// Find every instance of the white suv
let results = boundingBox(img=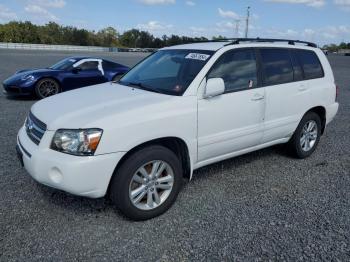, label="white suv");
[17,39,339,220]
